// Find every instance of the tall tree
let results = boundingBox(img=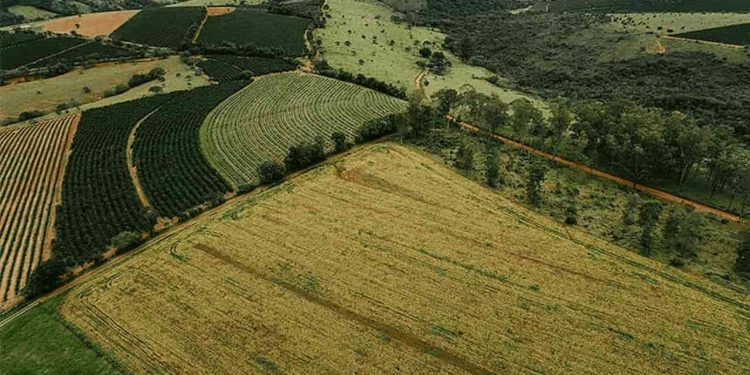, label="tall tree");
[638,201,663,256]
[526,160,547,206]
[510,99,545,146]
[736,231,750,274]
